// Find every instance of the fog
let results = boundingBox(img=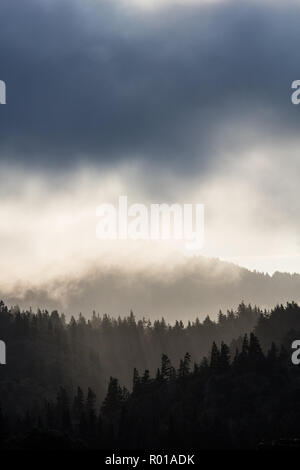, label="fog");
[0,142,300,318]
[1,0,300,318]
